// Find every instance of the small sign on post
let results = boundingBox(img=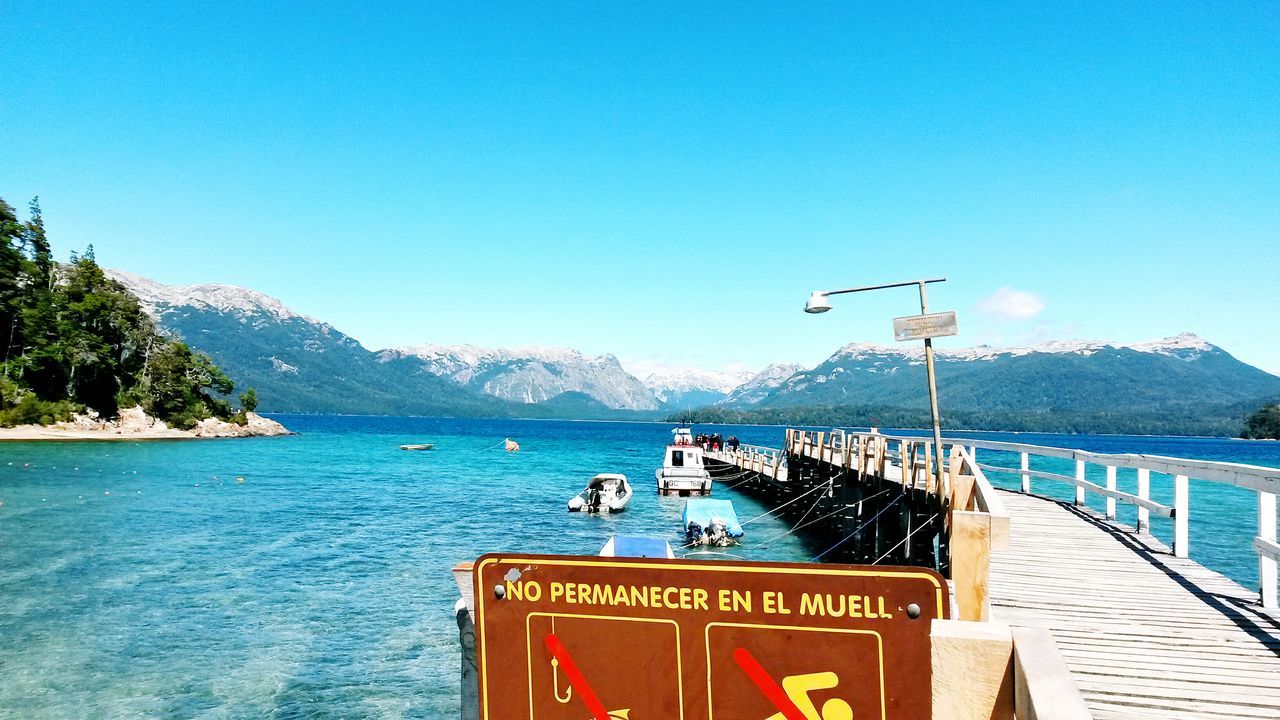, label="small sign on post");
[473,554,948,719]
[892,311,958,342]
